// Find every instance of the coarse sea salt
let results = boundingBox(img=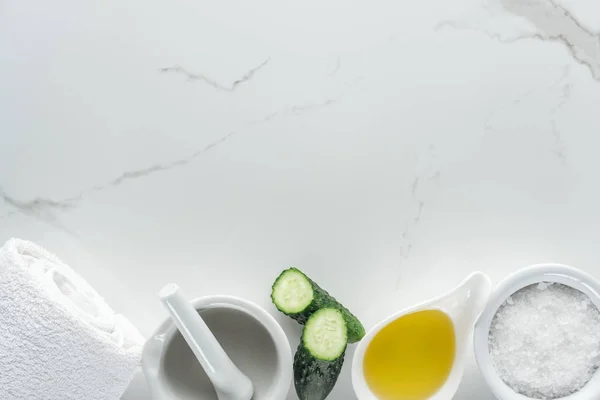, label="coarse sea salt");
[489,282,600,399]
